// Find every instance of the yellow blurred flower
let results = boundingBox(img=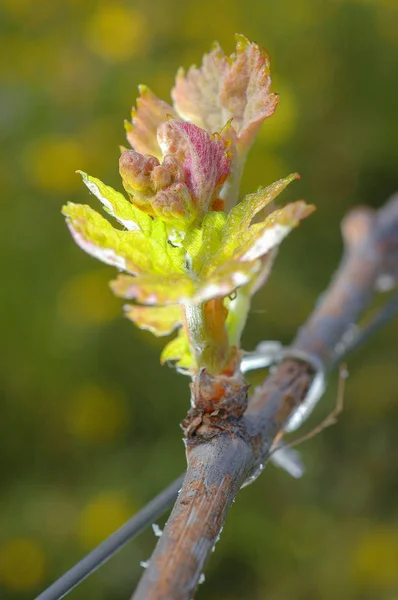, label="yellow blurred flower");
[358,0,398,7]
[376,5,398,46]
[0,538,46,591]
[183,0,239,43]
[66,383,129,444]
[1,0,30,18]
[58,269,120,325]
[85,4,150,62]
[78,492,135,548]
[351,527,398,589]
[24,136,87,194]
